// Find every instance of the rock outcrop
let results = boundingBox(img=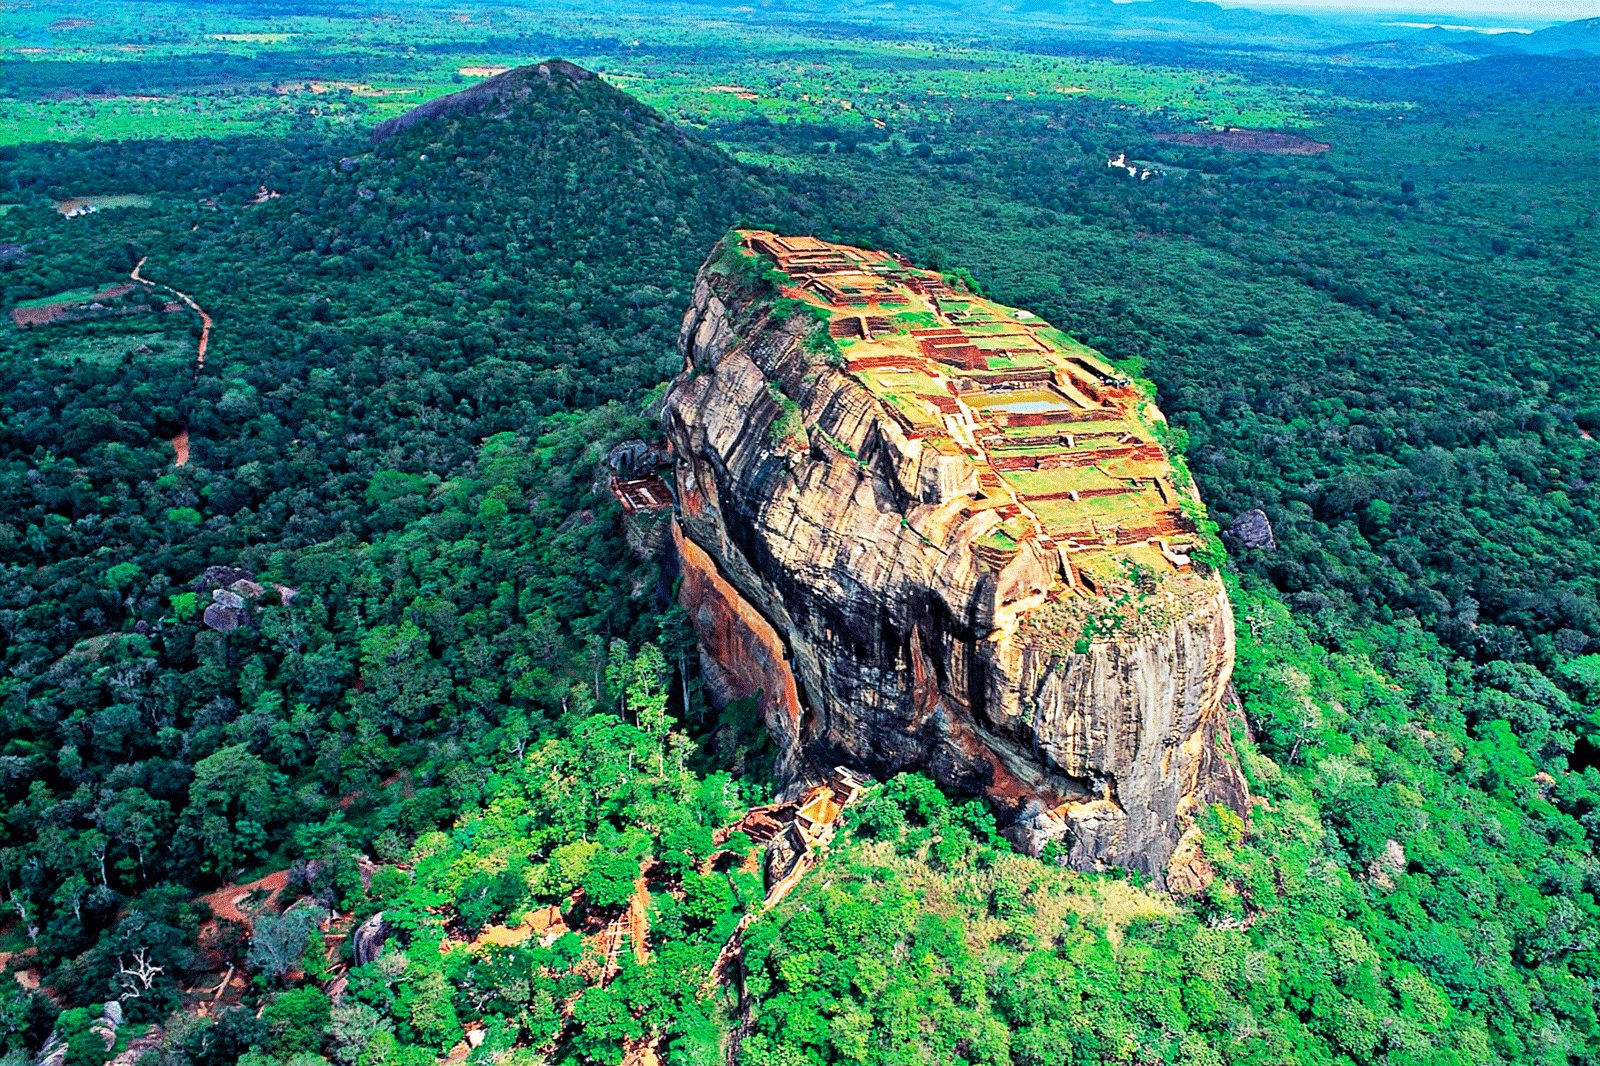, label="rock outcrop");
[663,232,1248,882]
